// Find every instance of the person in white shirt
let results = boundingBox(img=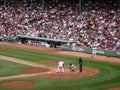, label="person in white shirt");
[56,60,65,73]
[92,46,97,58]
